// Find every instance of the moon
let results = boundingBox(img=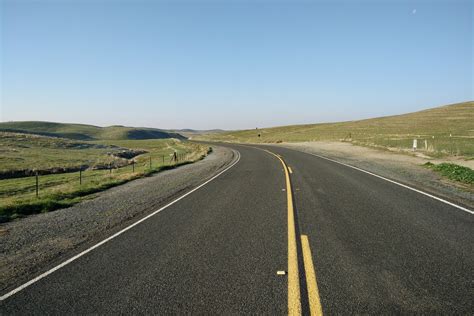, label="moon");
[412,9,417,14]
